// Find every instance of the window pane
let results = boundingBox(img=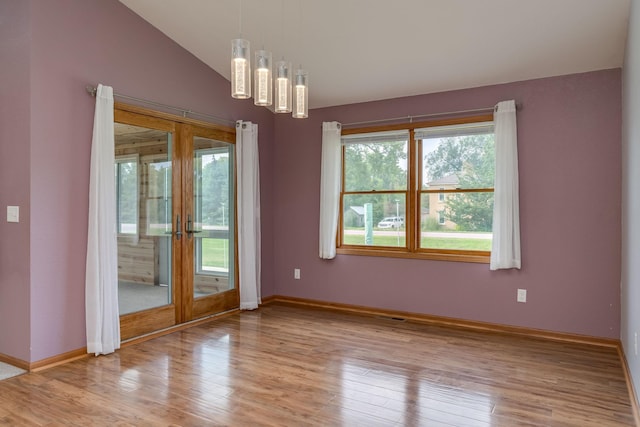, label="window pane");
[114,123,172,316]
[344,140,407,191]
[343,193,406,247]
[195,146,233,276]
[193,139,235,299]
[116,160,138,234]
[422,132,494,190]
[146,160,172,236]
[420,192,493,251]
